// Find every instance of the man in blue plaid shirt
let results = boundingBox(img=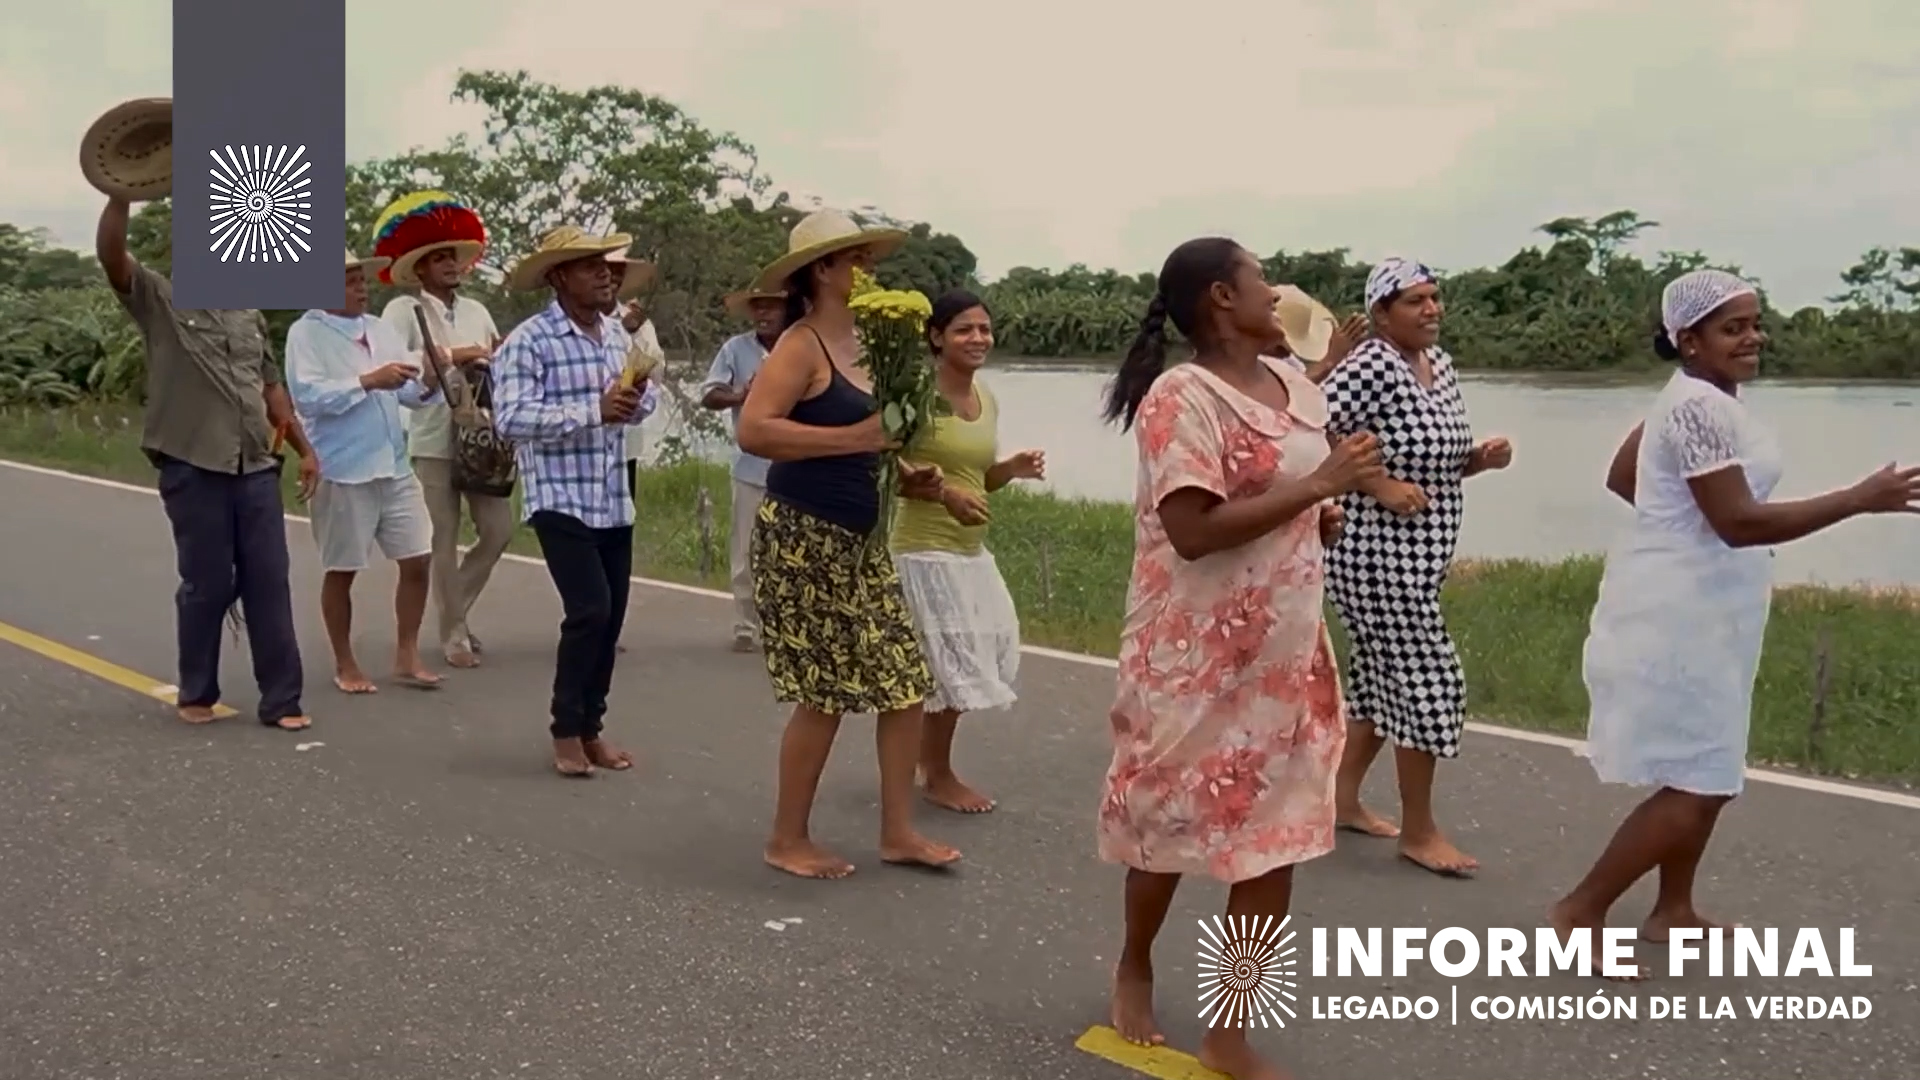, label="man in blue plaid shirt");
[493,227,660,778]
